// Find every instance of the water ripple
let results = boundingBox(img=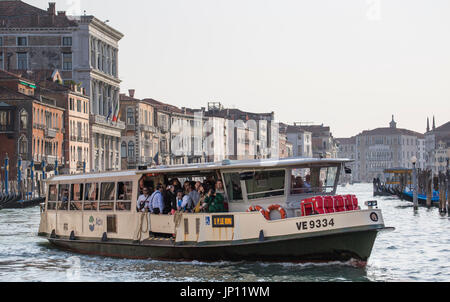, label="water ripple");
[0,184,449,282]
